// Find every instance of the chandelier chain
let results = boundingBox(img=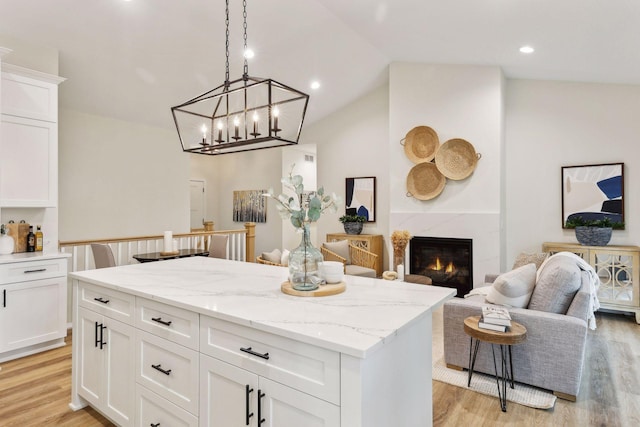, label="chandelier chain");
[224,0,230,85]
[243,0,249,78]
